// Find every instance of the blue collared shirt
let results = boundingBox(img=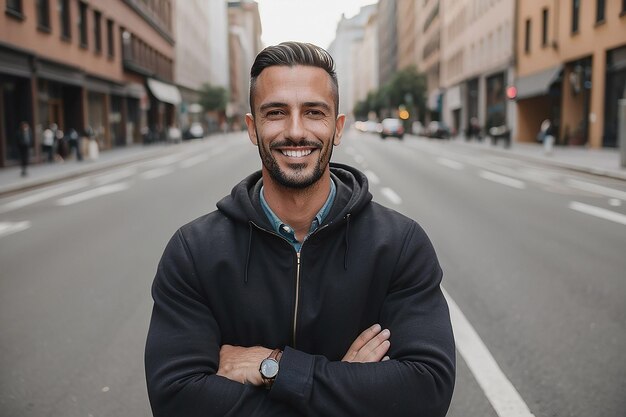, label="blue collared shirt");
[260,180,336,252]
